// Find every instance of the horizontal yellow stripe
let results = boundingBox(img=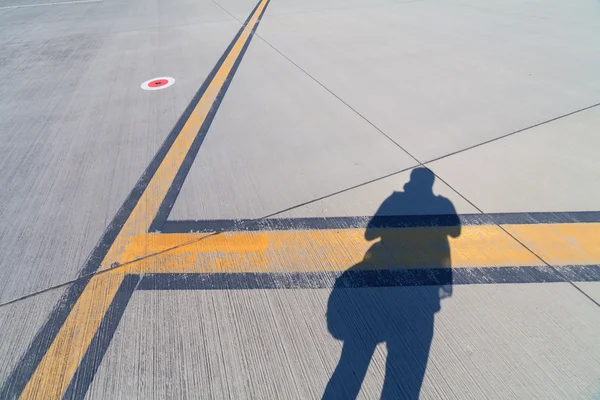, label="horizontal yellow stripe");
[120,223,600,275]
[504,223,600,266]
[19,272,125,400]
[22,222,598,398]
[20,0,271,398]
[96,0,270,274]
